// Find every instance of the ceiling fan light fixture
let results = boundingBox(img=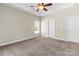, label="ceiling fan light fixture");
[30,3,52,12]
[37,5,44,10]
